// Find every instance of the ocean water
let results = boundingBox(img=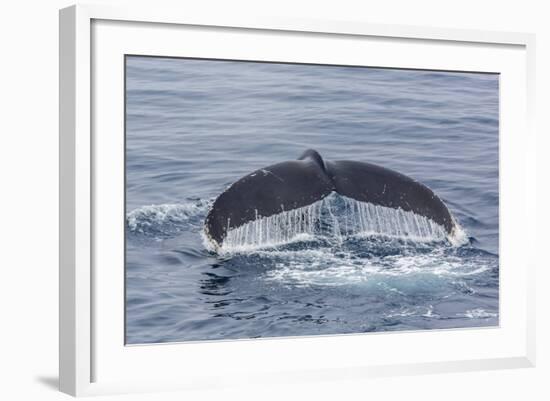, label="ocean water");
[125,56,499,344]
